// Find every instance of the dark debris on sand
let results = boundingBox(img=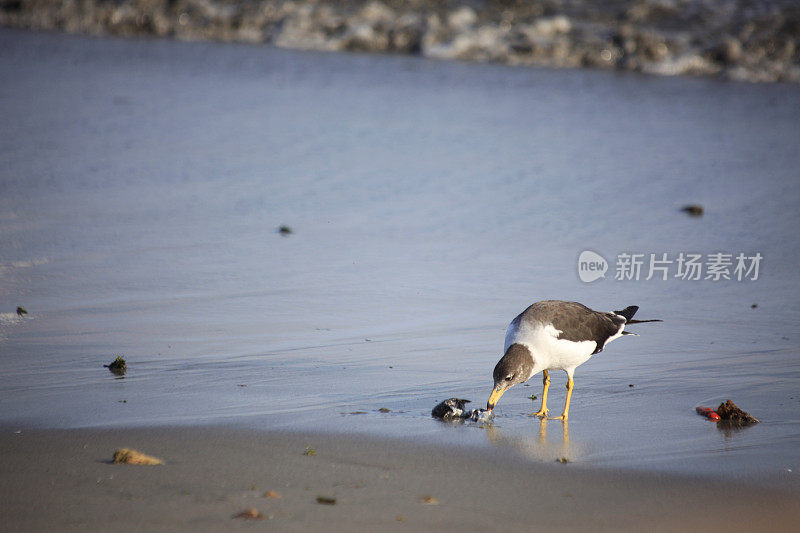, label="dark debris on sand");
[716,399,759,427]
[431,398,471,421]
[680,204,704,216]
[431,398,493,422]
[104,355,127,376]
